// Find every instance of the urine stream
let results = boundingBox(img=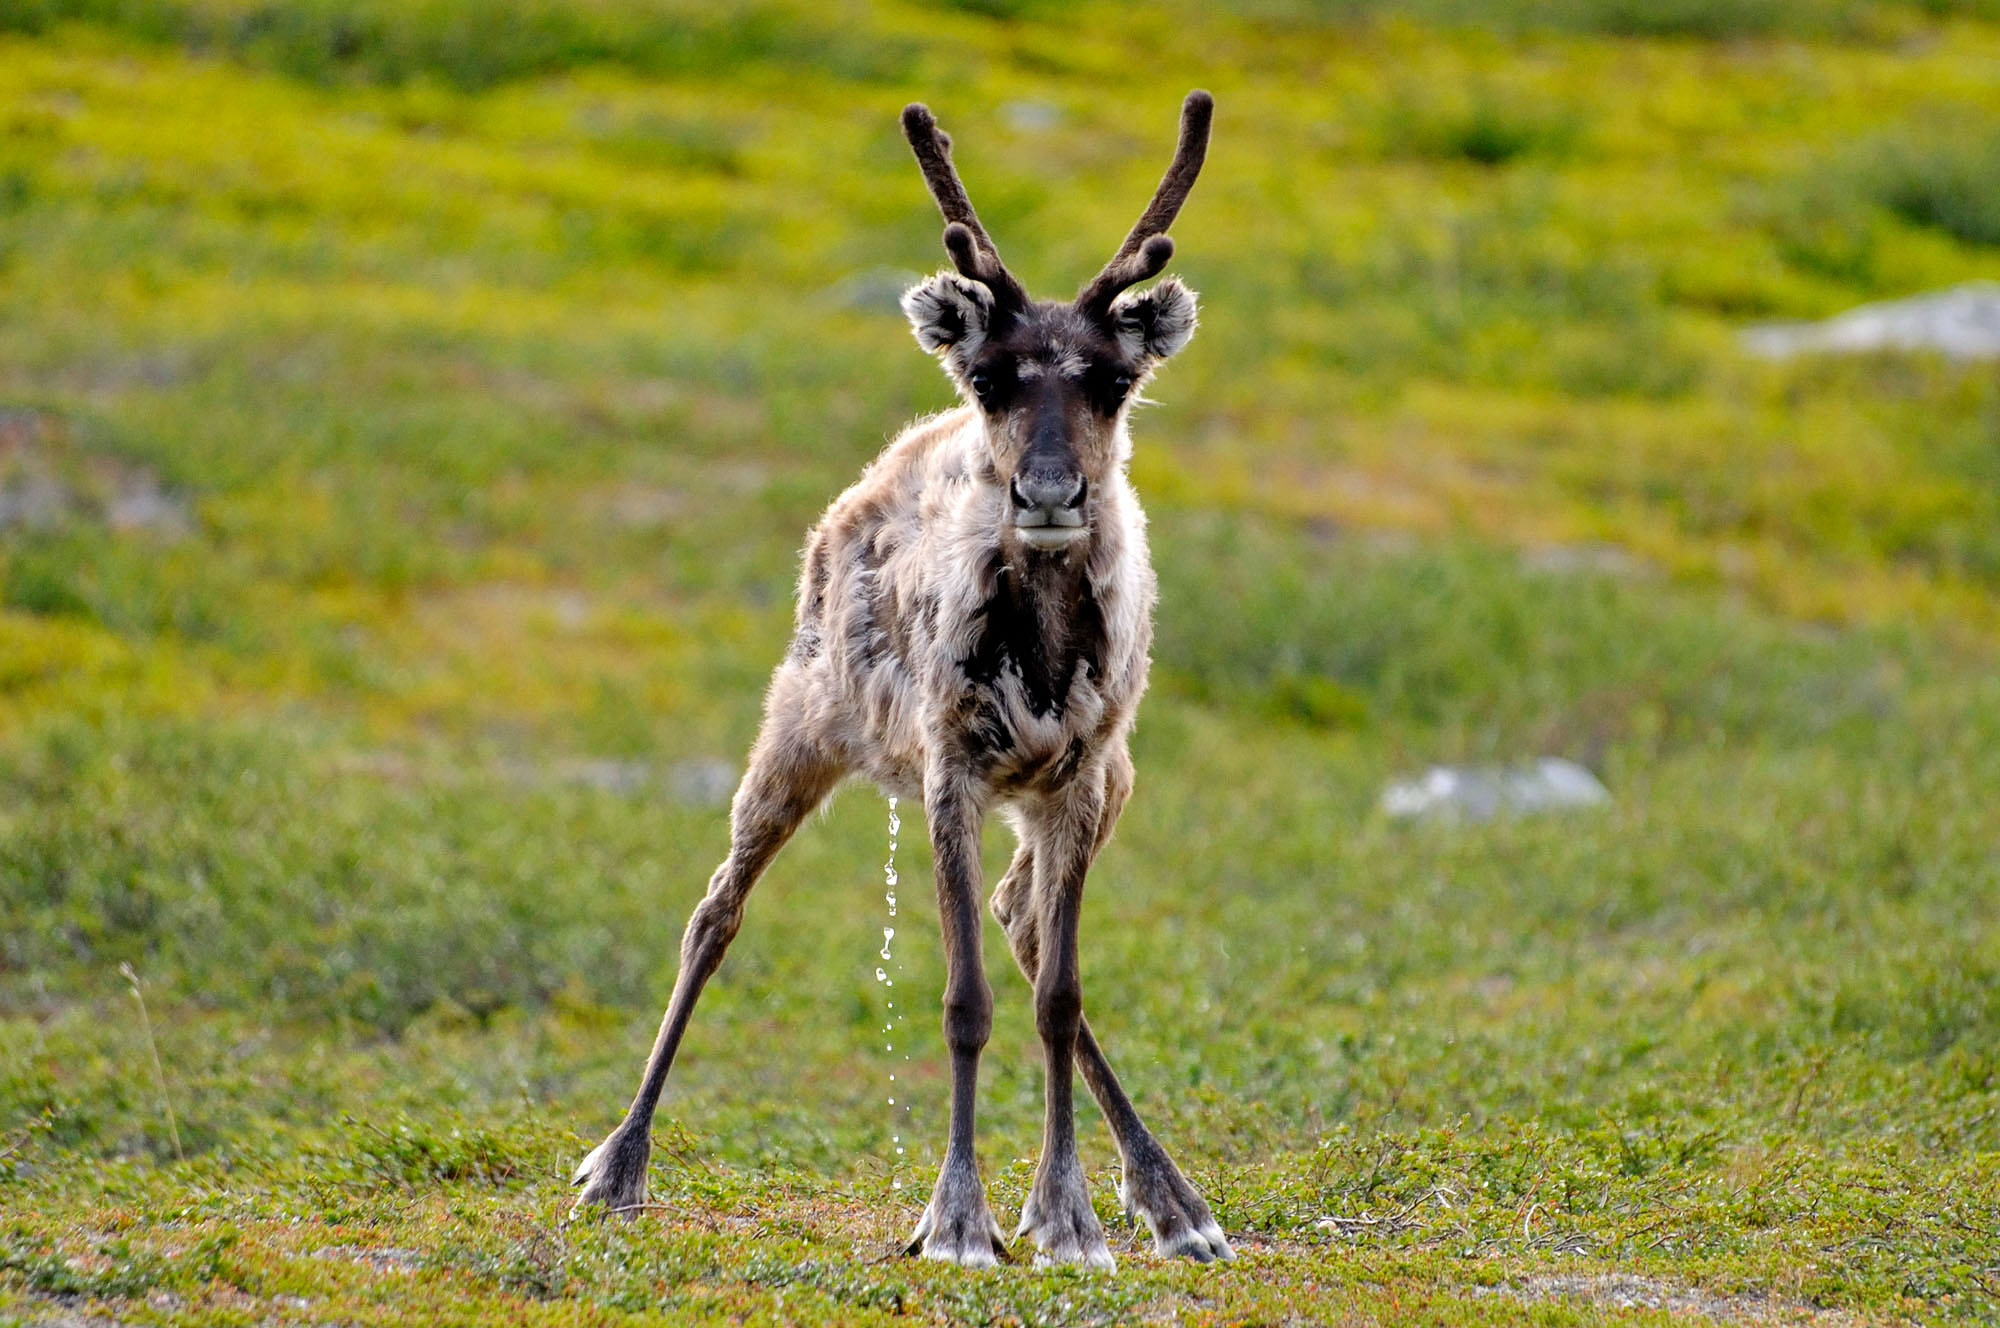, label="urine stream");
[876,796,912,1190]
